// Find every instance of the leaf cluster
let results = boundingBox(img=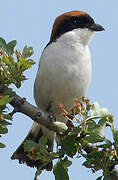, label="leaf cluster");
[25,97,118,180]
[0,37,35,148]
